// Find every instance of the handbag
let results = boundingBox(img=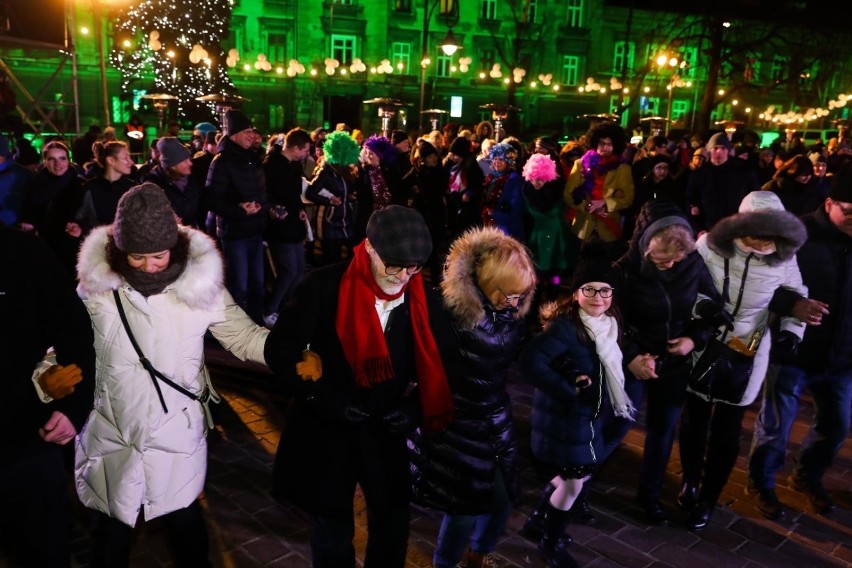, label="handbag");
[113,290,221,429]
[688,256,761,404]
